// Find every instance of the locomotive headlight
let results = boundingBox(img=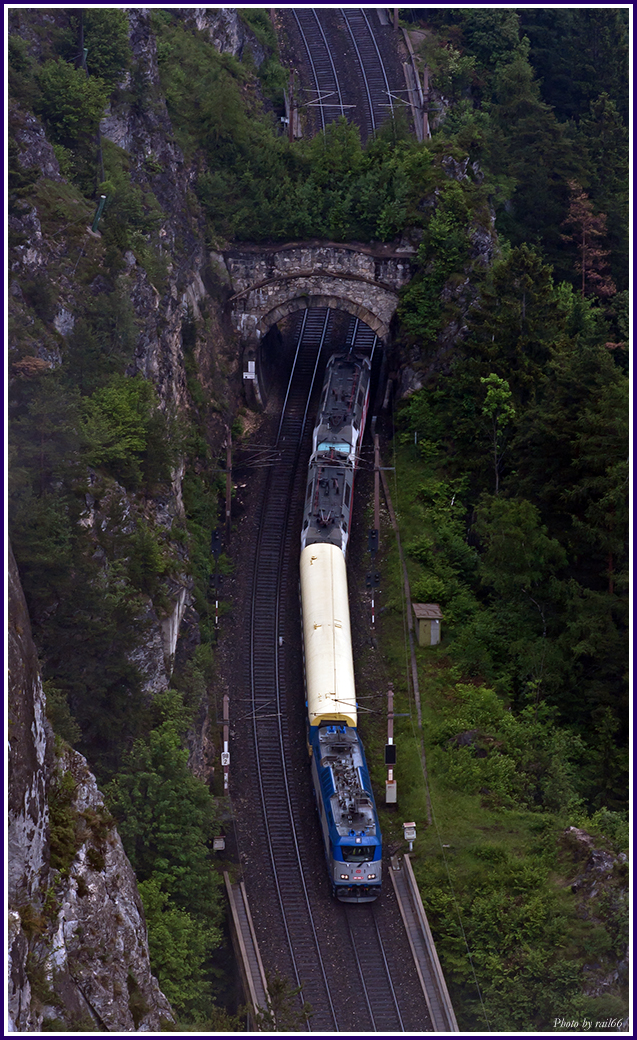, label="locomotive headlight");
[340,874,349,880]
[367,873,377,879]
